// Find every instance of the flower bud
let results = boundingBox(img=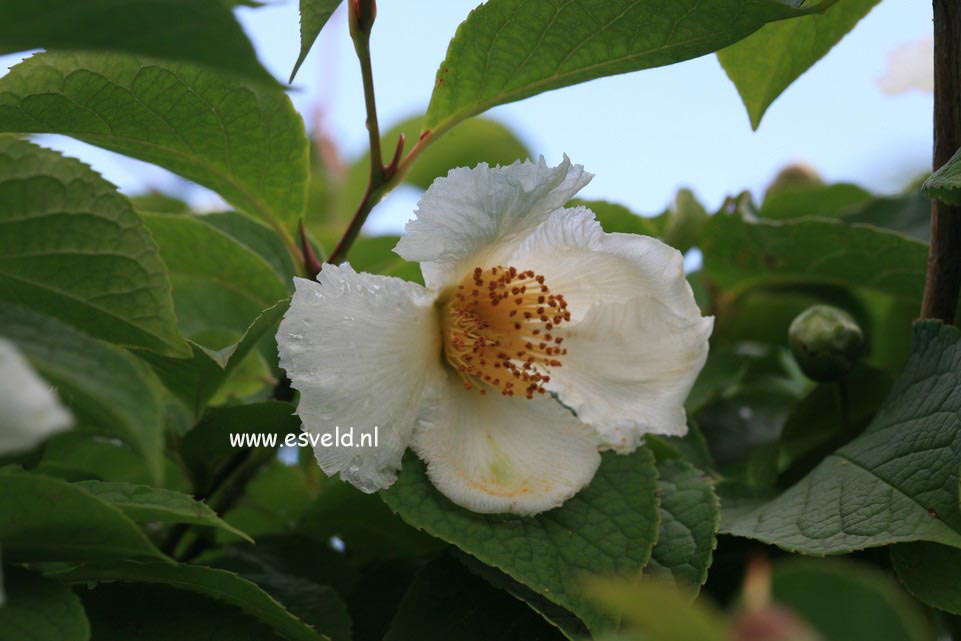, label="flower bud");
[788,305,863,382]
